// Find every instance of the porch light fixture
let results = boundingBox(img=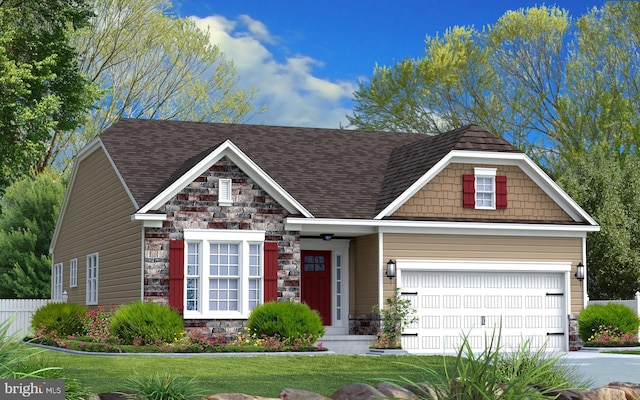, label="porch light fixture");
[575,262,585,281]
[321,233,334,241]
[386,259,396,280]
